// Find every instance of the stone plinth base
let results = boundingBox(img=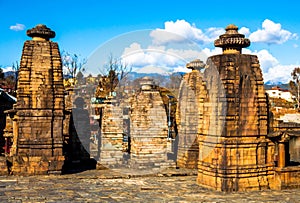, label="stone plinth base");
[0,157,9,175]
[177,147,199,169]
[98,150,125,168]
[197,165,300,191]
[197,165,274,191]
[273,166,300,190]
[130,153,175,169]
[11,155,64,175]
